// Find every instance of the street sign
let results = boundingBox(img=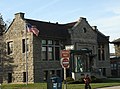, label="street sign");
[61,58,69,68]
[61,50,70,58]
